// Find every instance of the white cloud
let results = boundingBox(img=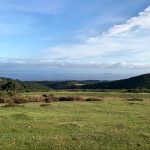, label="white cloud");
[106,6,150,35]
[1,4,150,72]
[44,5,150,66]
